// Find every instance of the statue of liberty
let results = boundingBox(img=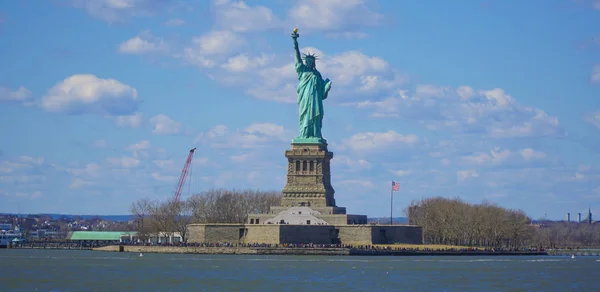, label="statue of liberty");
[291,27,332,144]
